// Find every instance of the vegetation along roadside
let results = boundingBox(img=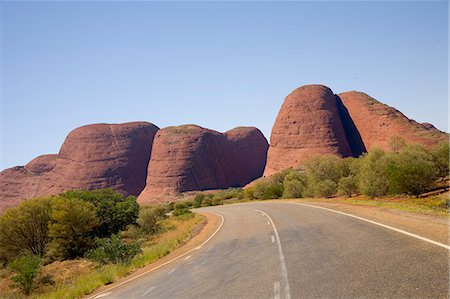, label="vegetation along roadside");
[0,189,204,298]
